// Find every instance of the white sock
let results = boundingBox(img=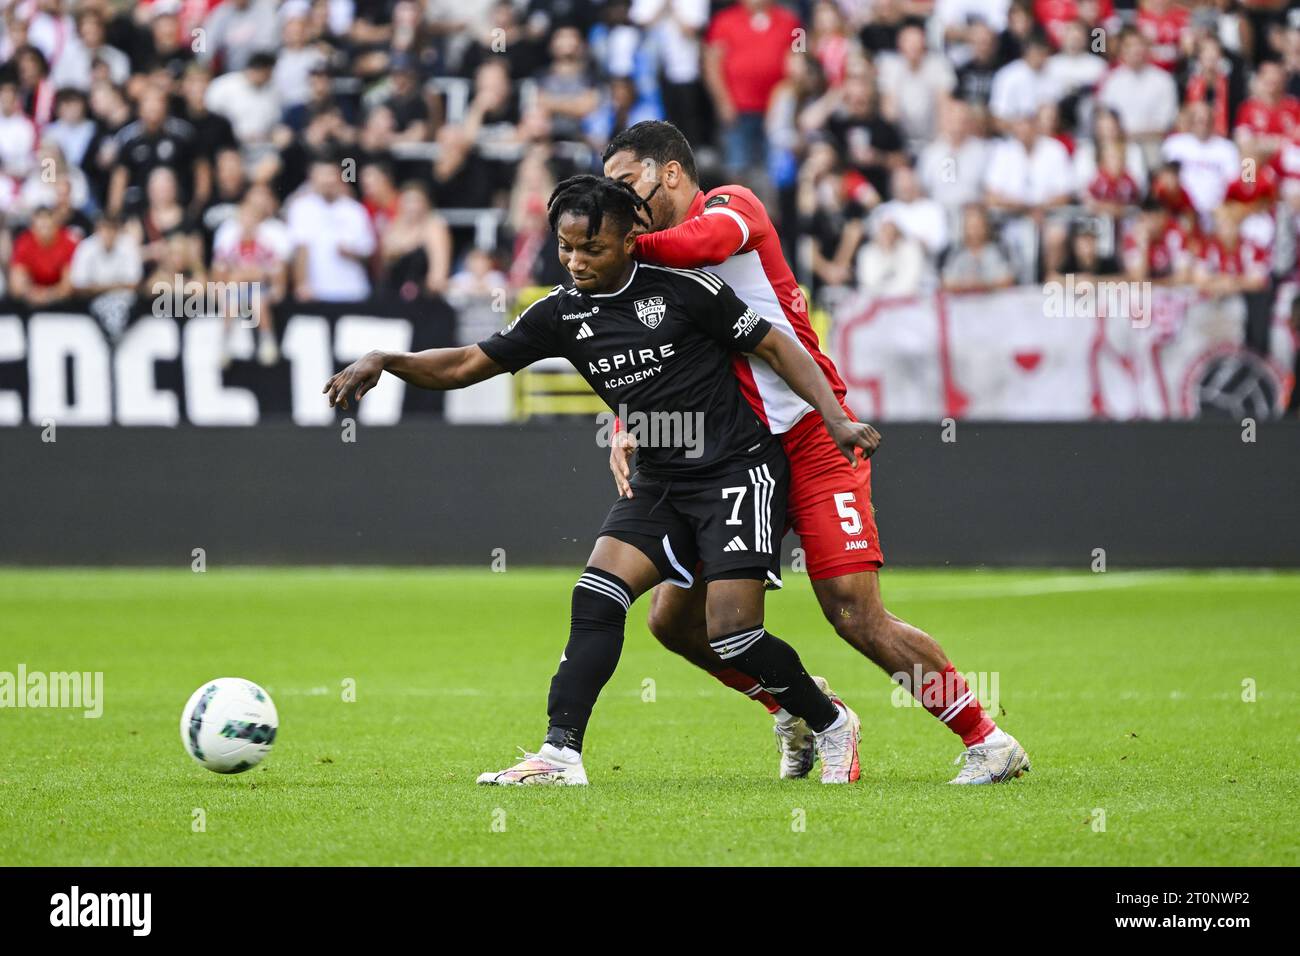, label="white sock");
[816,706,847,735]
[539,742,581,764]
[773,707,798,726]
